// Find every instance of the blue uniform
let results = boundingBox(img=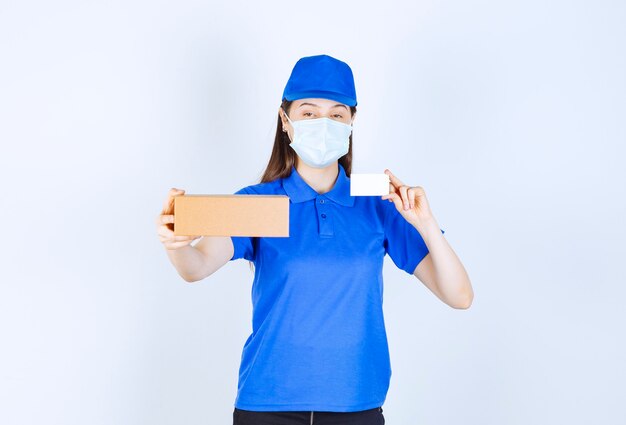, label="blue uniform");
[230,163,444,412]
